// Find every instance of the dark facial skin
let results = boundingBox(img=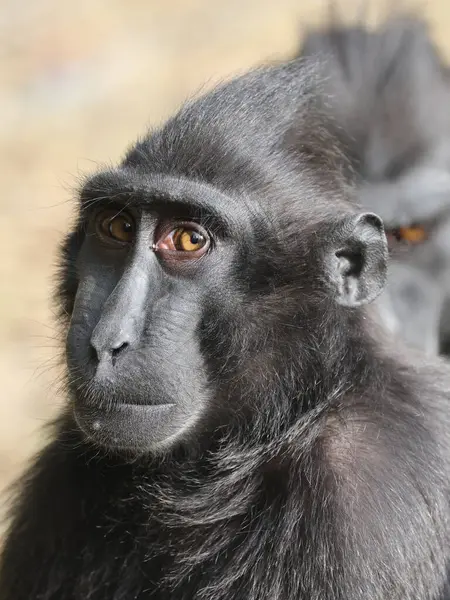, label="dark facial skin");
[67,177,247,453]
[2,57,450,600]
[69,208,207,452]
[299,15,450,355]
